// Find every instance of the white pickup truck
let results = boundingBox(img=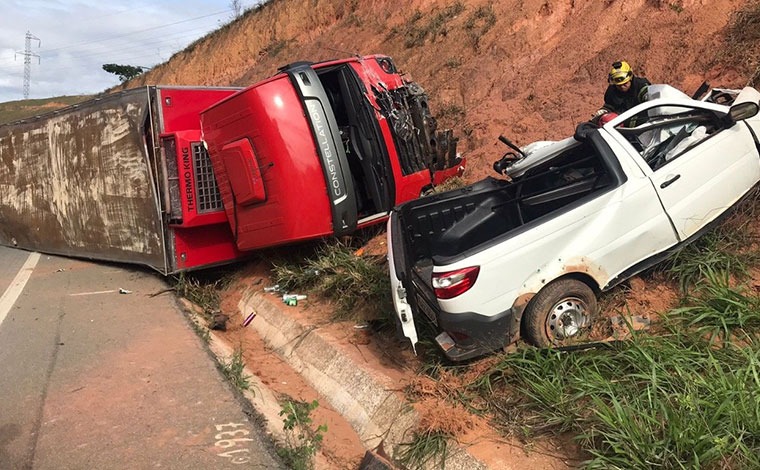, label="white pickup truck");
[388,85,760,361]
